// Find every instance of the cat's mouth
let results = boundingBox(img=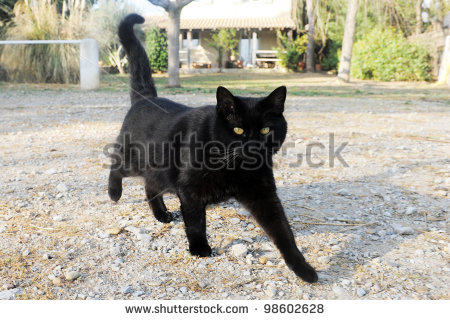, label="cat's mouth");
[223,143,271,167]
